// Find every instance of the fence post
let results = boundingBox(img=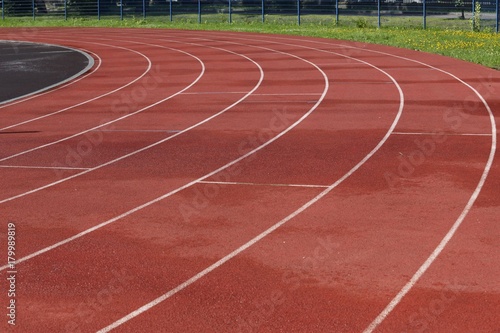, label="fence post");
[64,0,67,20]
[1,0,4,20]
[496,0,499,33]
[423,0,427,29]
[198,0,201,23]
[32,0,35,20]
[98,0,101,20]
[143,0,146,18]
[297,0,301,25]
[229,0,232,23]
[262,0,265,22]
[377,0,381,28]
[335,0,339,24]
[120,0,123,20]
[170,0,173,21]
